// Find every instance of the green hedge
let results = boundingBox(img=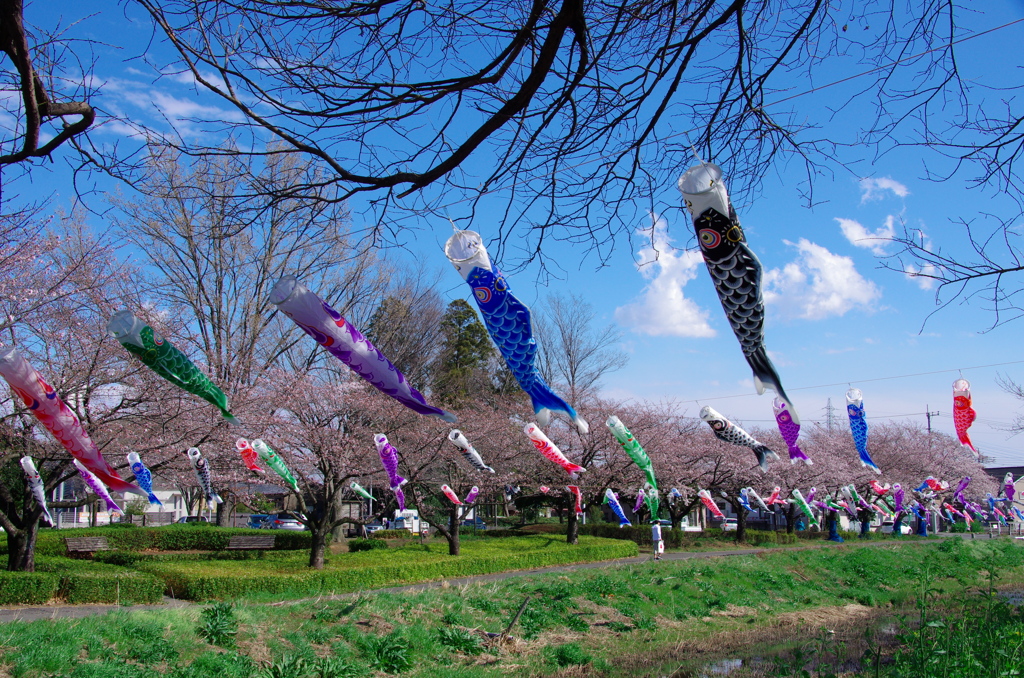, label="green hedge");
[0,572,60,605]
[577,524,801,547]
[0,527,310,556]
[140,536,639,601]
[0,559,164,605]
[372,530,411,540]
[348,538,387,552]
